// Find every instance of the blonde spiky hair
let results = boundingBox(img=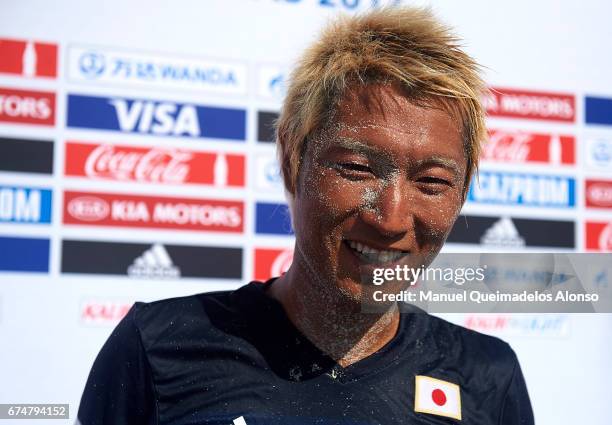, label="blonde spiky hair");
[276,6,487,198]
